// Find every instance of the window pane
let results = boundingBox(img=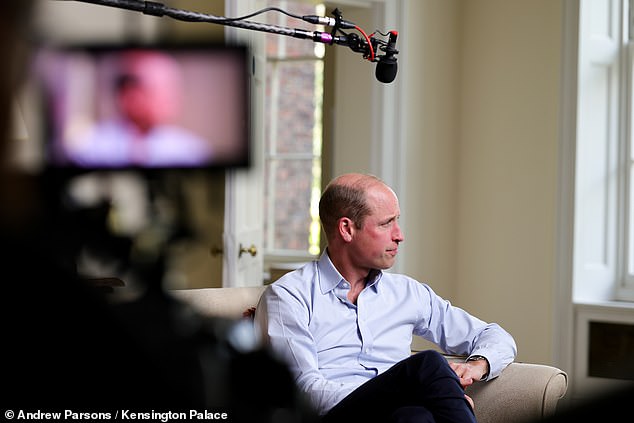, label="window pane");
[263,60,322,253]
[267,61,318,155]
[266,159,314,251]
[263,1,323,258]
